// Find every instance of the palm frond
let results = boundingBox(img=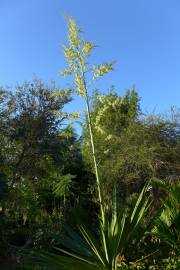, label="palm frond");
[153,182,180,252]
